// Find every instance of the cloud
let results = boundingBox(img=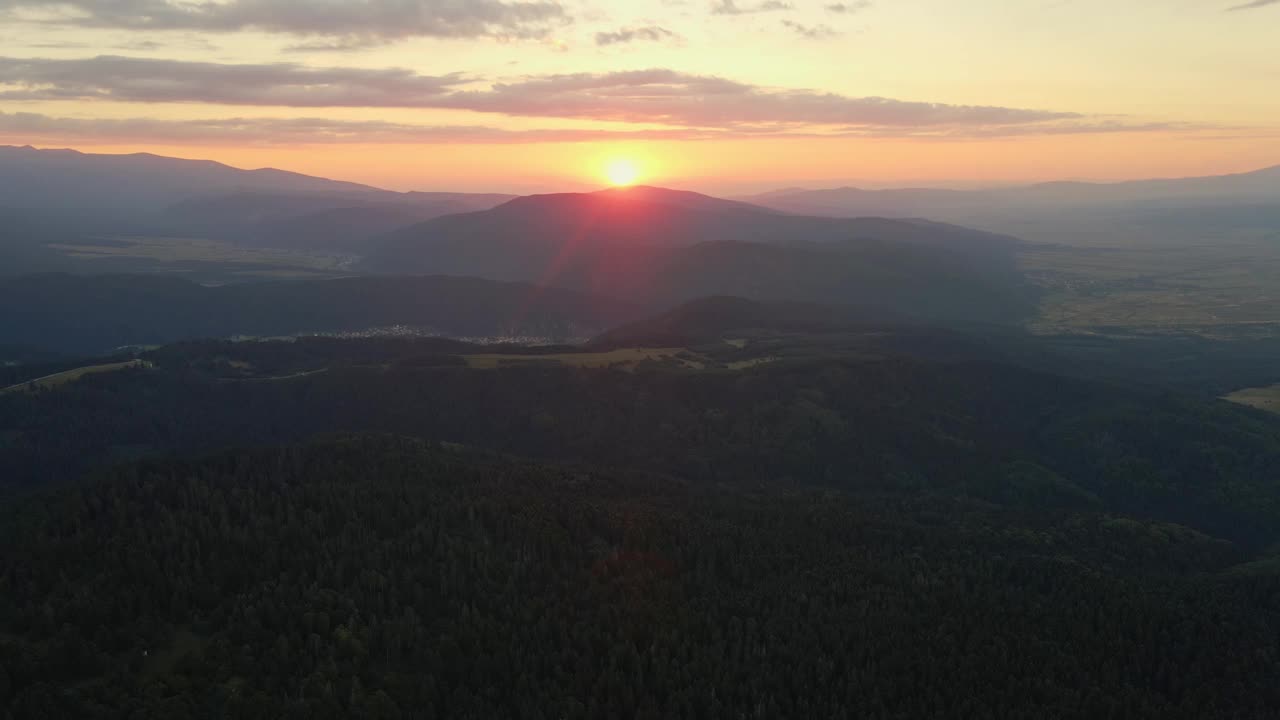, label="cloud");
[781,20,839,38]
[0,56,467,106]
[0,0,569,43]
[0,110,1200,146]
[22,40,88,48]
[595,26,678,46]
[114,39,165,51]
[408,69,1086,130]
[825,1,871,12]
[916,120,1205,139]
[1226,0,1278,9]
[0,110,736,144]
[0,57,1088,133]
[711,0,793,15]
[283,39,384,52]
